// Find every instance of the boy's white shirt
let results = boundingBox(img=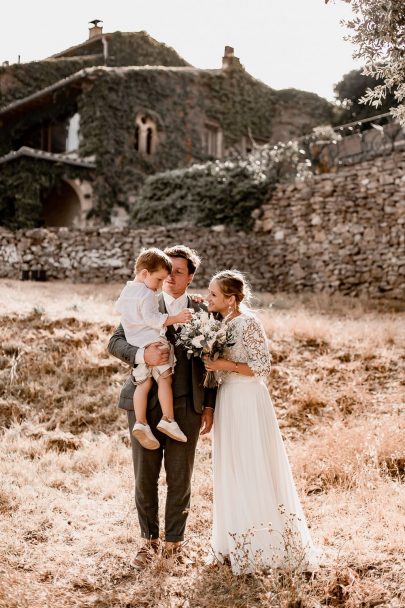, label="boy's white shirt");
[116,281,188,365]
[116,281,169,353]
